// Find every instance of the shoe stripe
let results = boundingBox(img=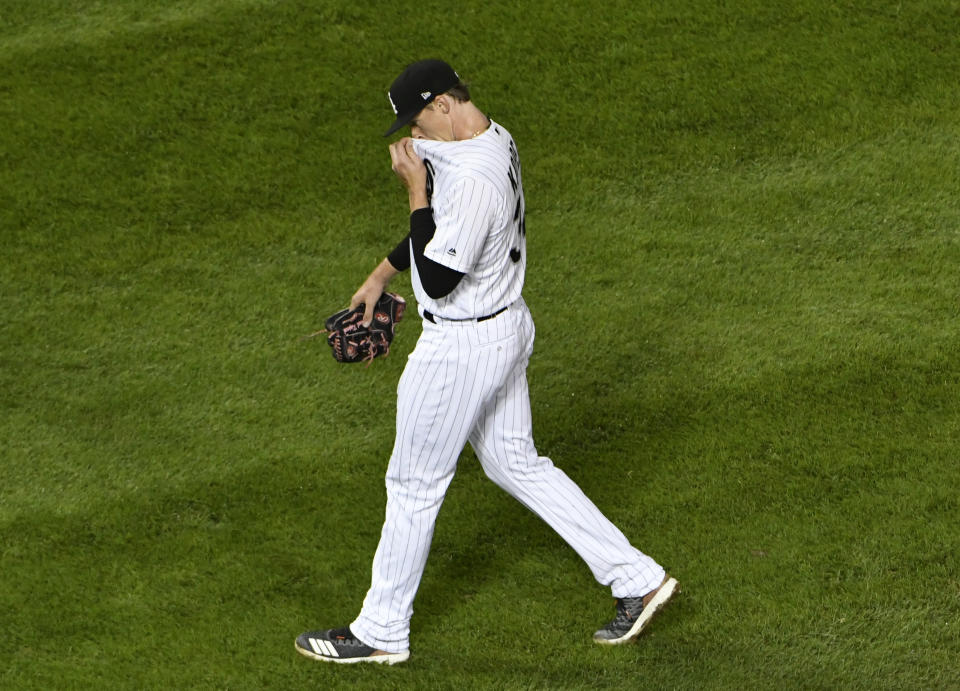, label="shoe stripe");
[309,637,340,658]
